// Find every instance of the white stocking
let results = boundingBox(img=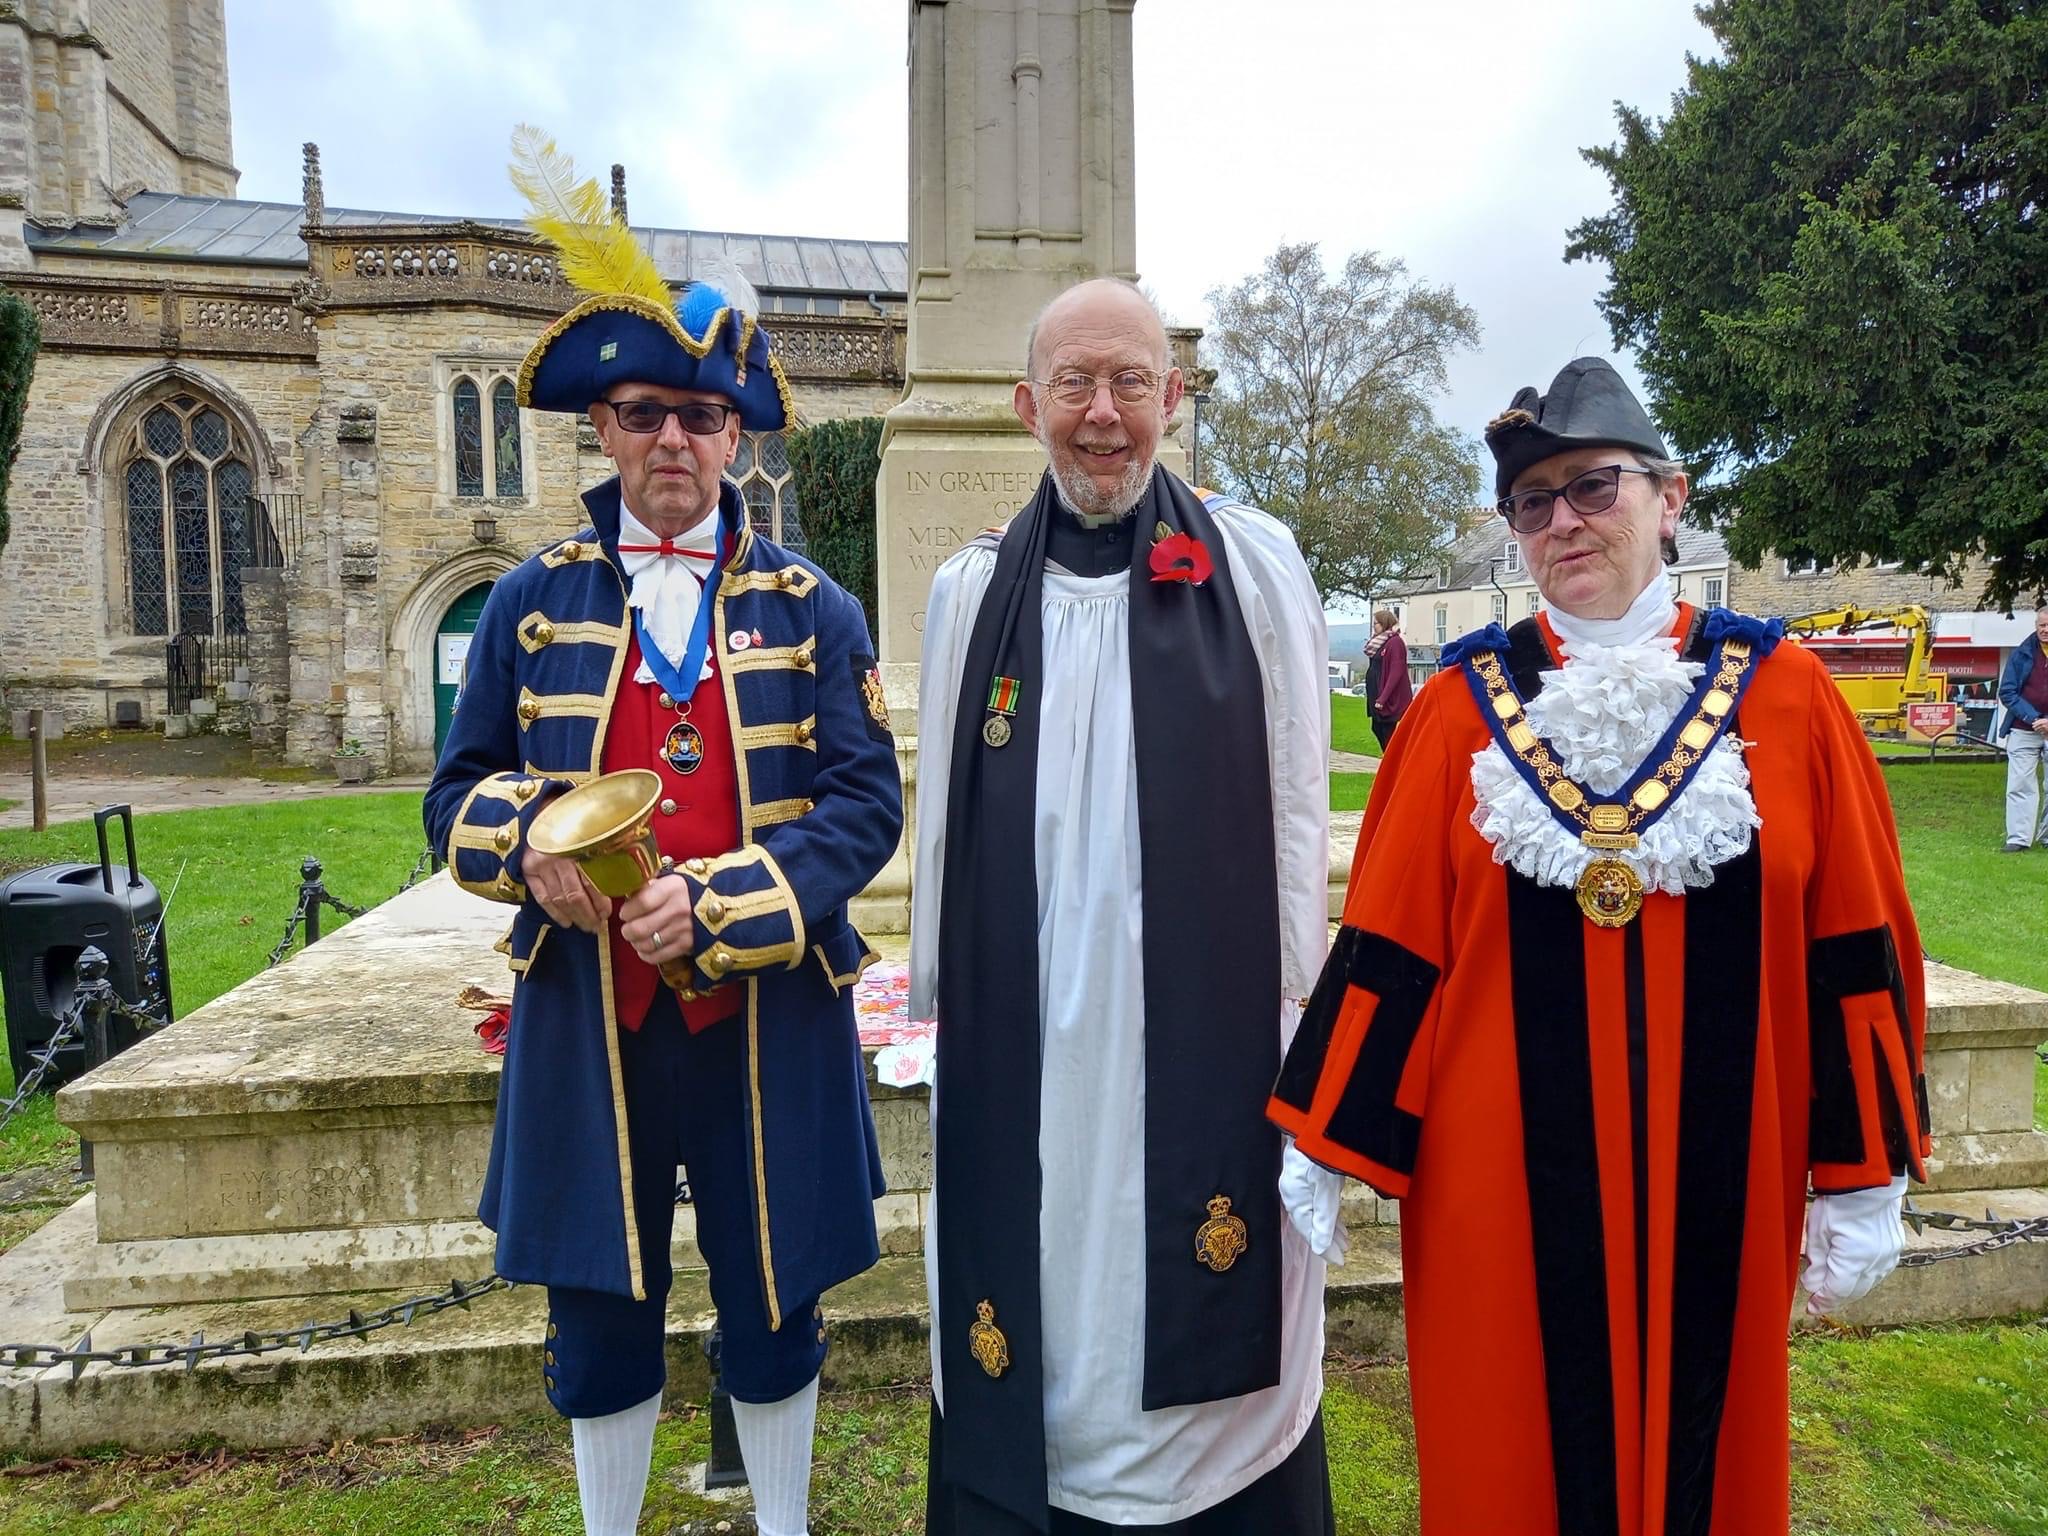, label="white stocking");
[731,1374,820,1536]
[570,1389,661,1536]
